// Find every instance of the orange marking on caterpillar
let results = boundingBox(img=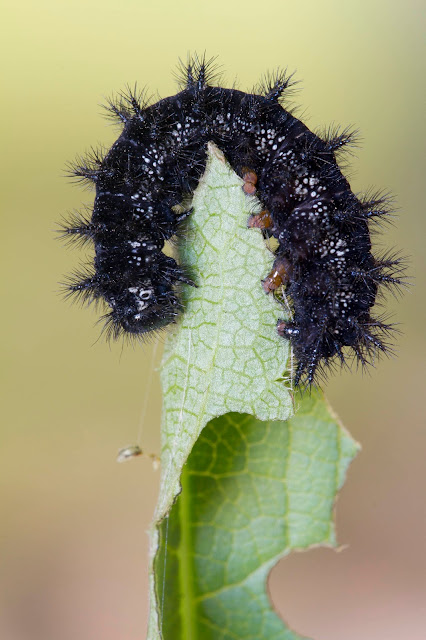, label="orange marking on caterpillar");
[242,168,257,195]
[262,257,293,293]
[248,210,273,229]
